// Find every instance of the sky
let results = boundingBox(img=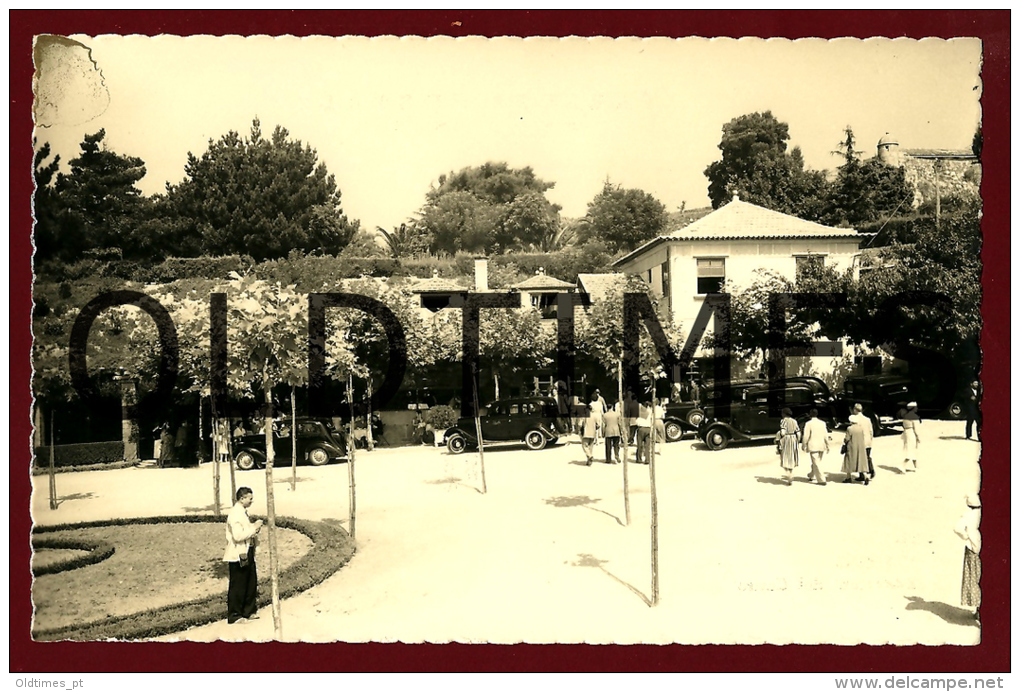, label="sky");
[33,35,982,232]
